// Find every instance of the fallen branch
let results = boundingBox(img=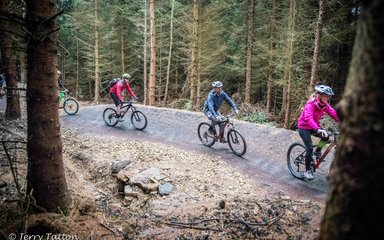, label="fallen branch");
[233,213,254,235]
[161,221,222,232]
[100,221,118,235]
[161,214,283,227]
